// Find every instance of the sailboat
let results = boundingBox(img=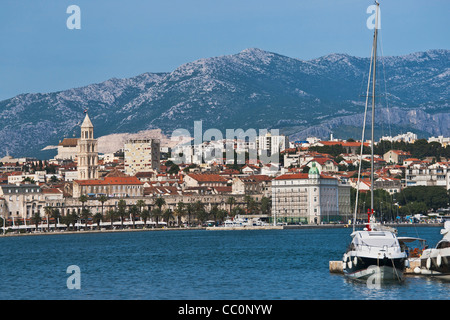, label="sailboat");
[341,2,407,282]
